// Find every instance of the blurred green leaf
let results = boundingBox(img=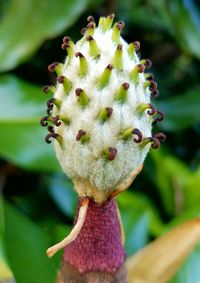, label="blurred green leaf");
[156,86,200,131]
[152,150,200,216]
[167,0,200,59]
[0,0,91,71]
[0,75,59,171]
[0,235,14,282]
[47,174,77,218]
[117,191,163,256]
[2,198,56,283]
[169,244,200,283]
[0,197,14,282]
